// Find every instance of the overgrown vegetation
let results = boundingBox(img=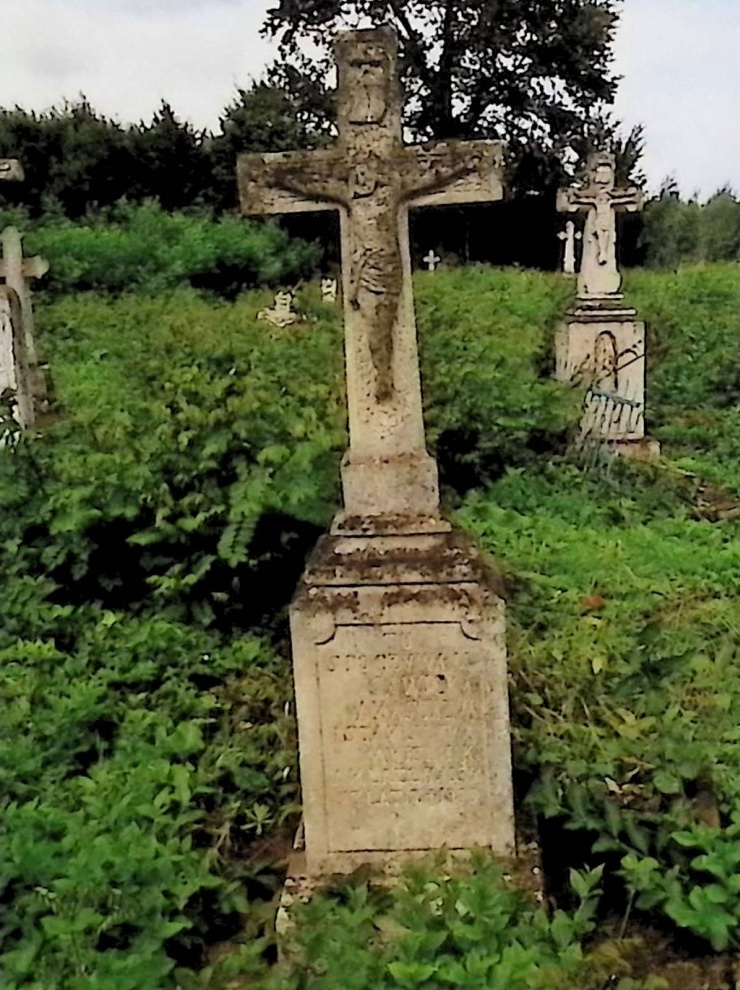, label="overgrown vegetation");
[2,256,740,987]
